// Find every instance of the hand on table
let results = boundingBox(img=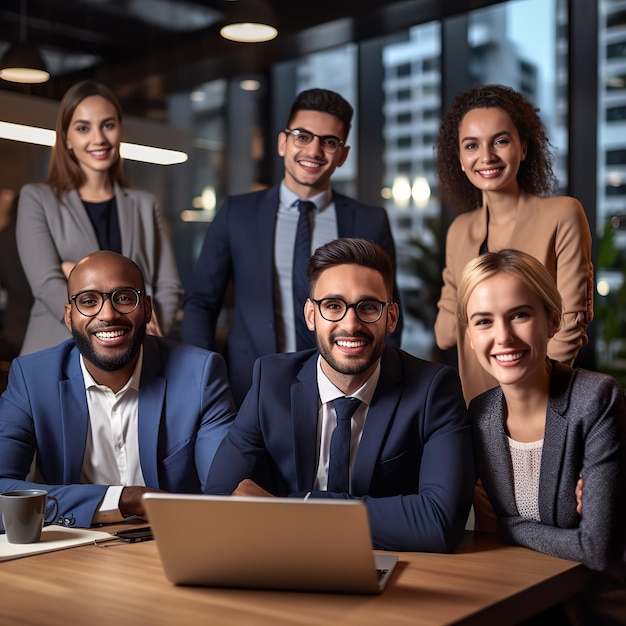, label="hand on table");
[120,486,163,519]
[232,479,274,498]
